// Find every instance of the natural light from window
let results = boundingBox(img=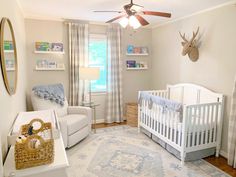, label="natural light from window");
[89,34,107,92]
